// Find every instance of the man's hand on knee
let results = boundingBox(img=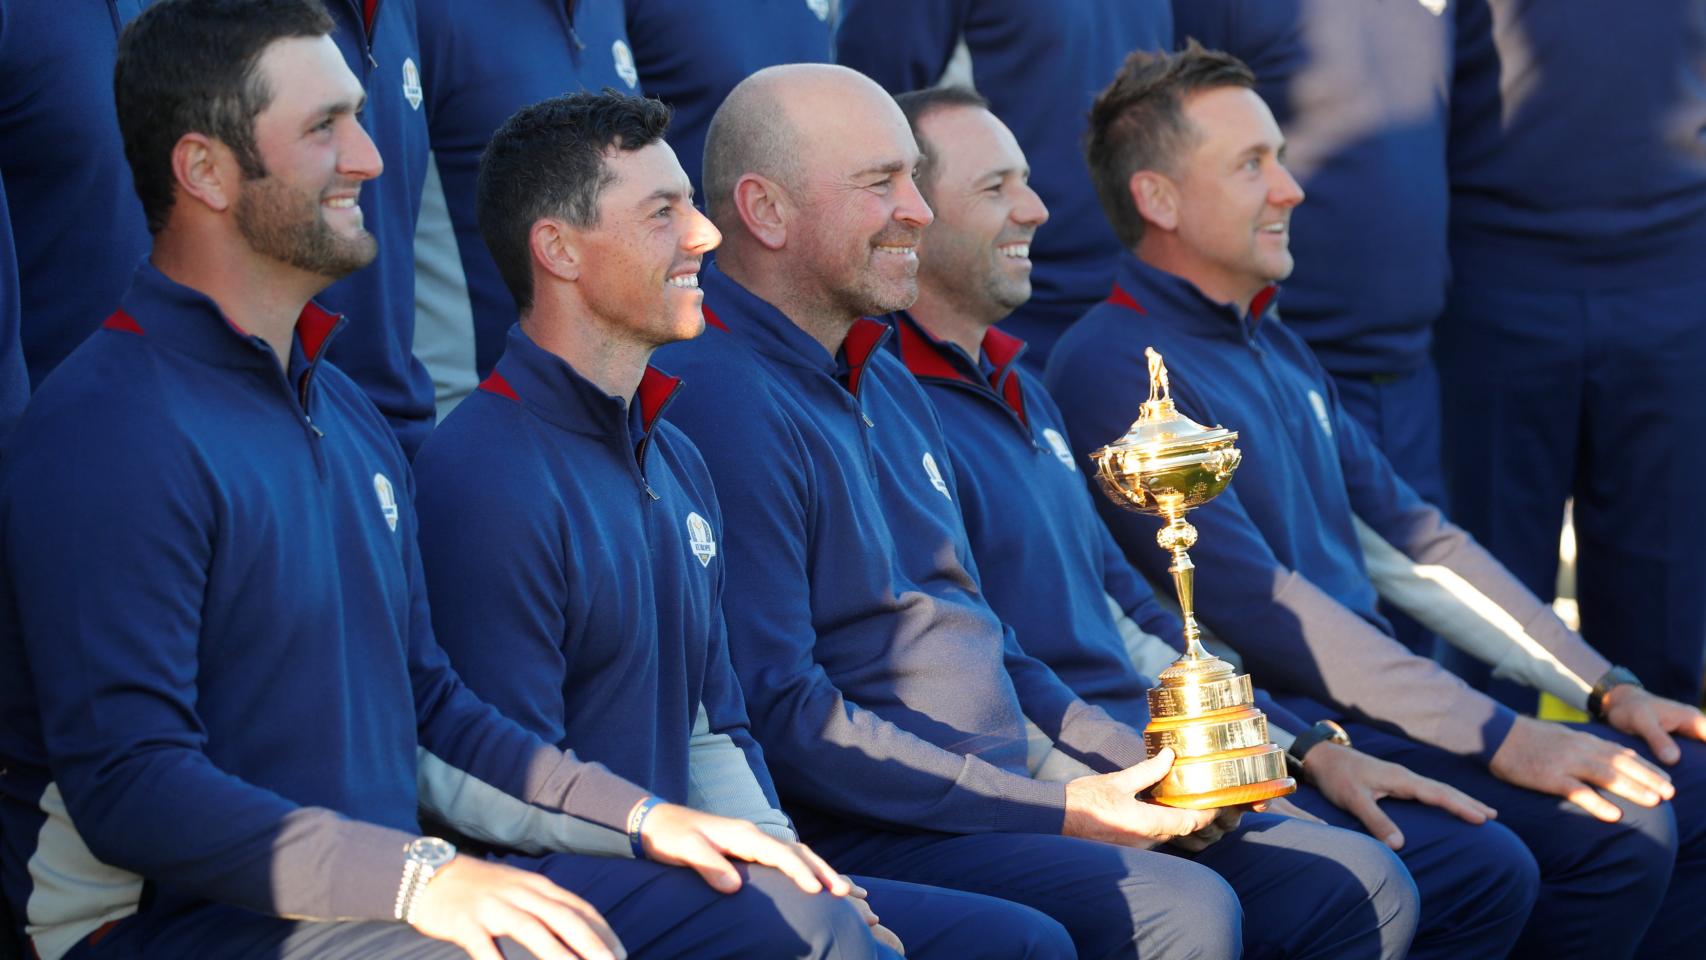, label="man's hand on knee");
[1303,743,1496,850]
[412,856,624,960]
[638,802,852,897]
[1600,685,1706,766]
[1490,715,1674,822]
[1062,748,1218,849]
